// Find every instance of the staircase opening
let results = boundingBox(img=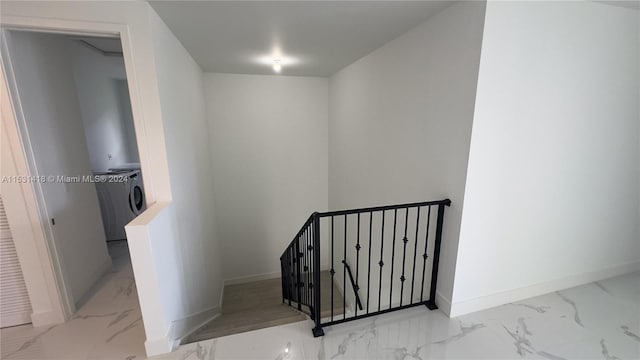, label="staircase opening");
[186,198,450,342]
[185,271,345,343]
